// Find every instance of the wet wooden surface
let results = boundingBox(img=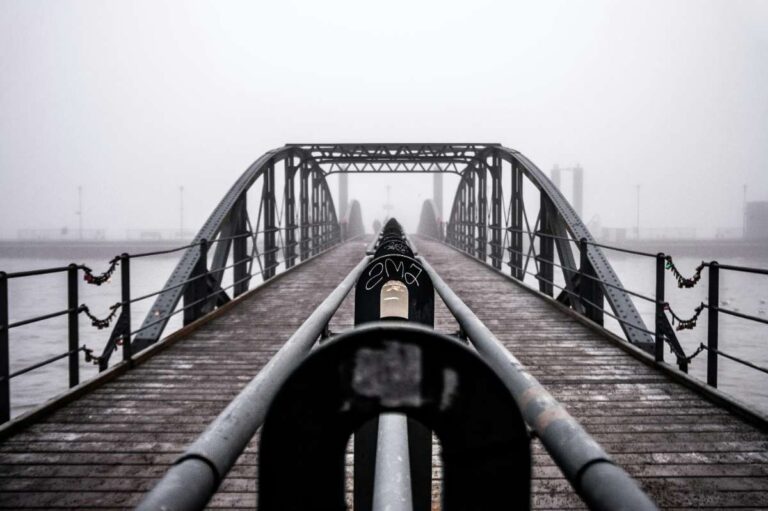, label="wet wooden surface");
[1,236,767,509]
[0,240,369,509]
[418,237,768,510]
